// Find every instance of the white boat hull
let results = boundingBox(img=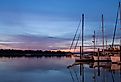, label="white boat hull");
[111,56,120,63]
[93,55,121,63]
